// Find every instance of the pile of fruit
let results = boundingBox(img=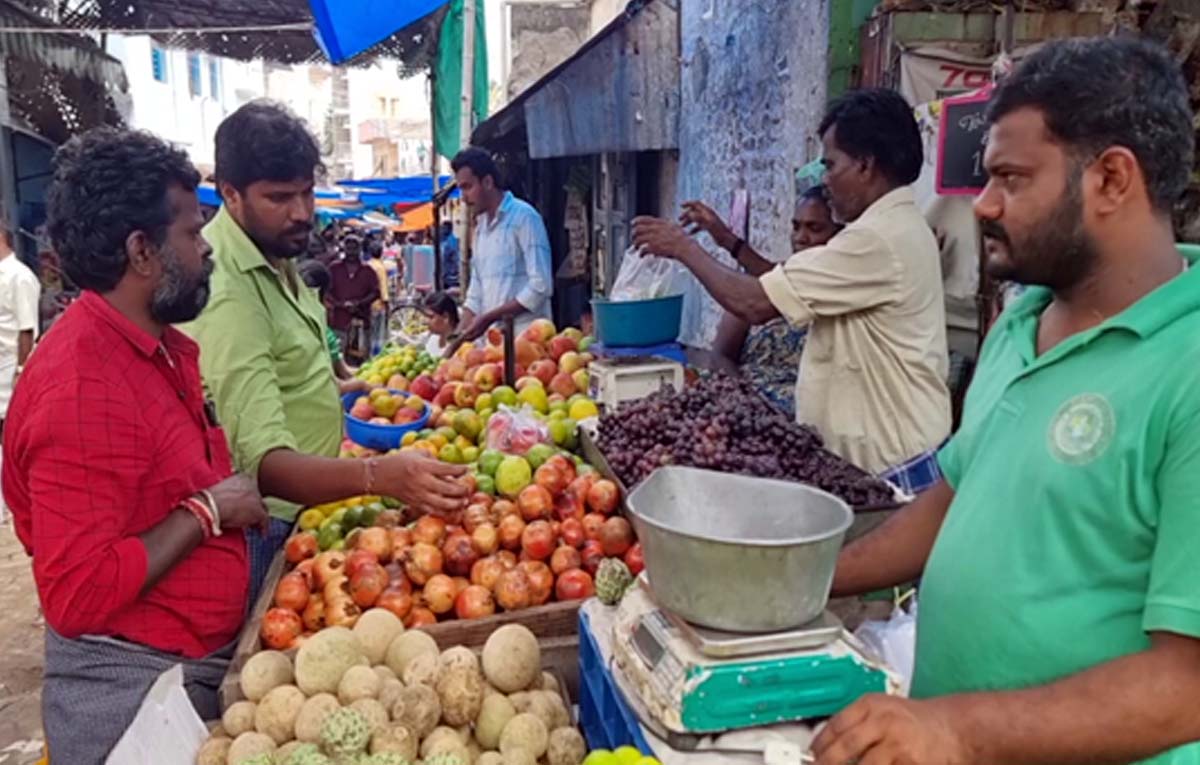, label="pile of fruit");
[347,390,428,428]
[200,622,593,765]
[595,373,897,508]
[357,346,441,388]
[266,458,641,644]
